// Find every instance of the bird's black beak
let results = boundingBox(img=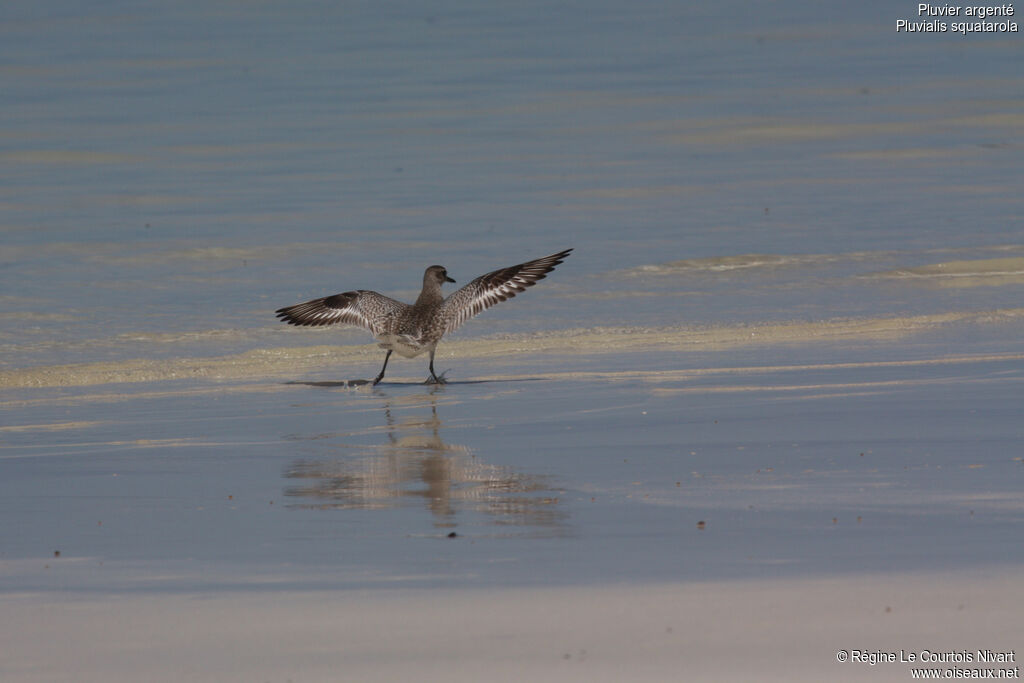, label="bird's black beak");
[445,276,456,283]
